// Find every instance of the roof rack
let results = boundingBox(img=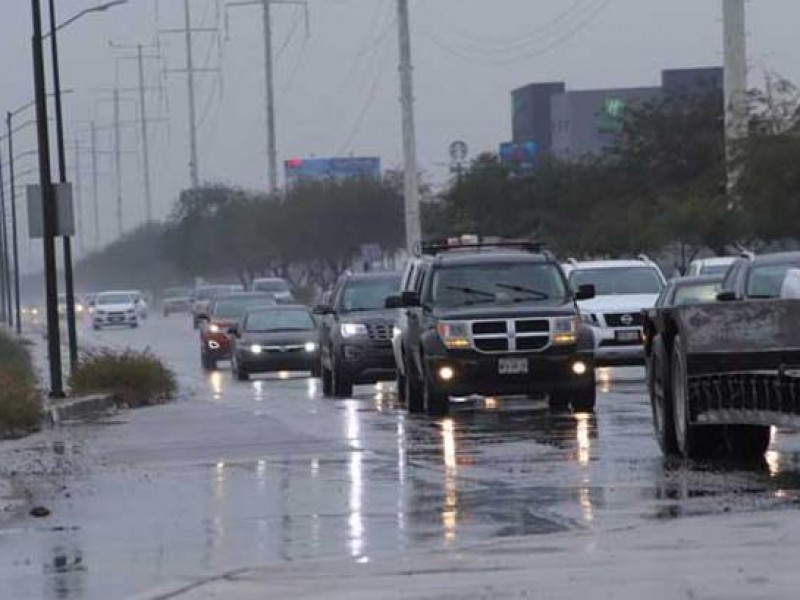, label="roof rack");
[420,236,547,256]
